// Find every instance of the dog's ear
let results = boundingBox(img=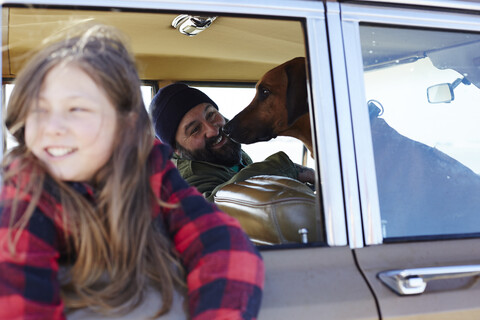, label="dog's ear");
[285,57,308,126]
